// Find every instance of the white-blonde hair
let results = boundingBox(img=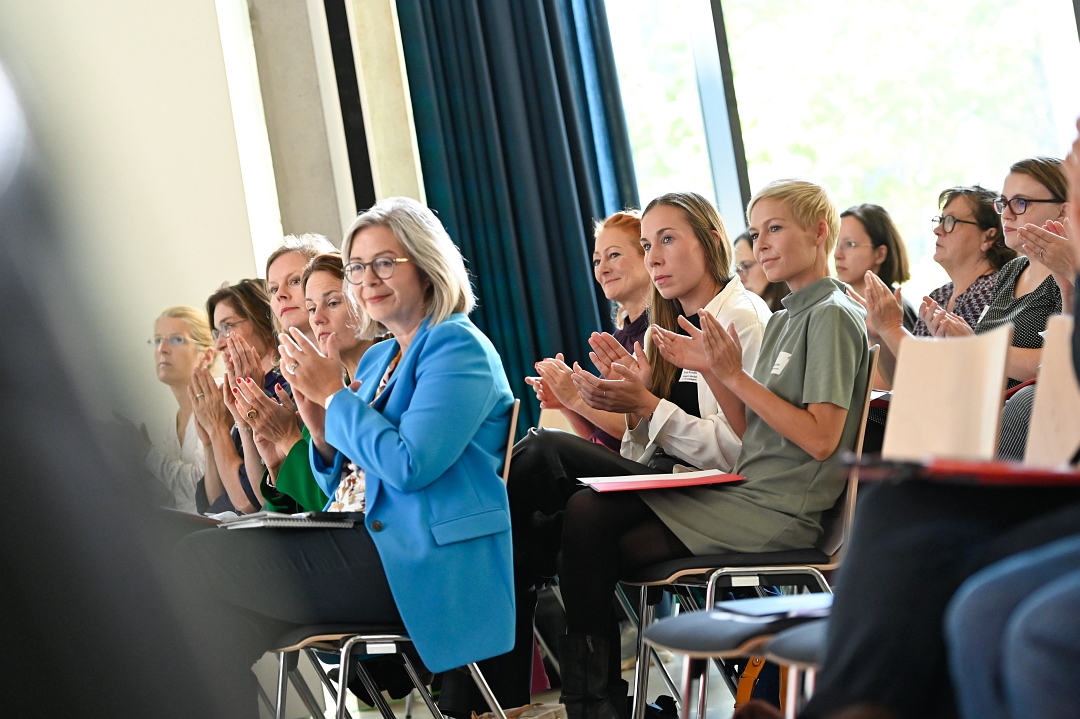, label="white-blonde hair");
[342,197,475,339]
[747,179,841,253]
